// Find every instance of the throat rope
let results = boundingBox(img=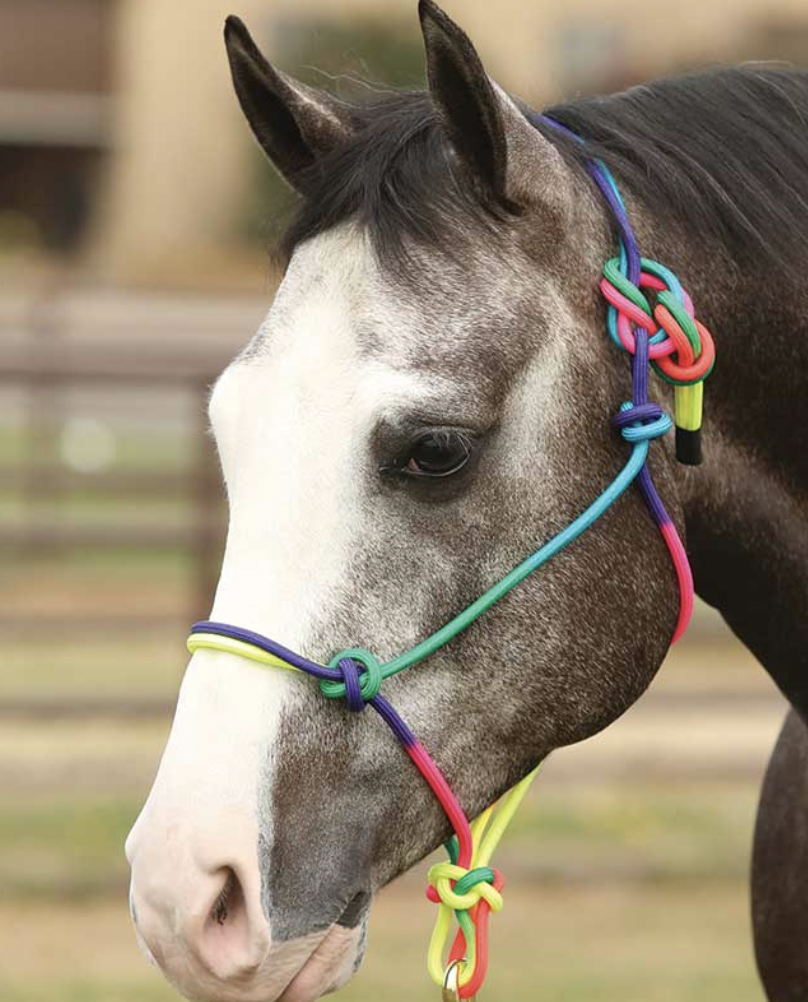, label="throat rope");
[186,119,714,1000]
